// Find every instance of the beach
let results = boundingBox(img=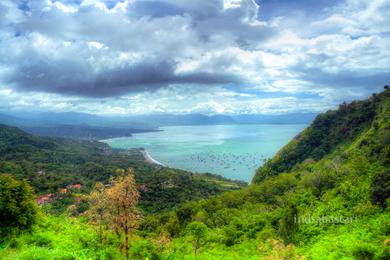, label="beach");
[139,149,165,166]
